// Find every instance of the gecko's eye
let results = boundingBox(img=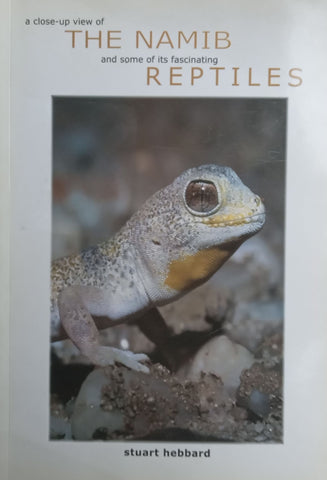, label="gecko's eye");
[184,180,219,215]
